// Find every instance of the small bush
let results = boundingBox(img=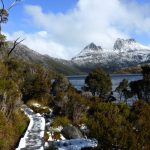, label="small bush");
[44,131,49,142]
[0,110,28,150]
[52,132,61,140]
[52,116,71,127]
